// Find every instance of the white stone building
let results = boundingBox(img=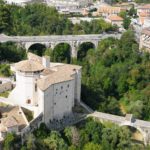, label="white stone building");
[46,0,93,8]
[106,15,123,28]
[4,0,32,6]
[9,53,82,126]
